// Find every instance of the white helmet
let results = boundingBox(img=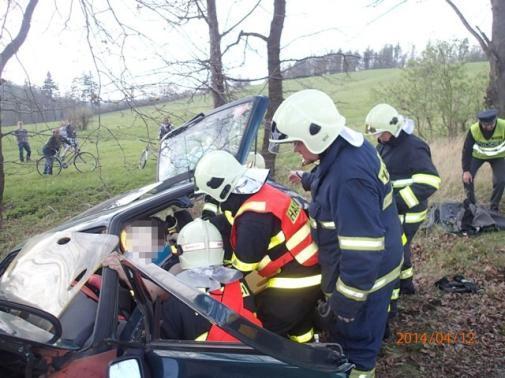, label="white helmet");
[246,152,266,169]
[365,104,405,137]
[195,150,269,202]
[177,218,224,270]
[270,89,346,154]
